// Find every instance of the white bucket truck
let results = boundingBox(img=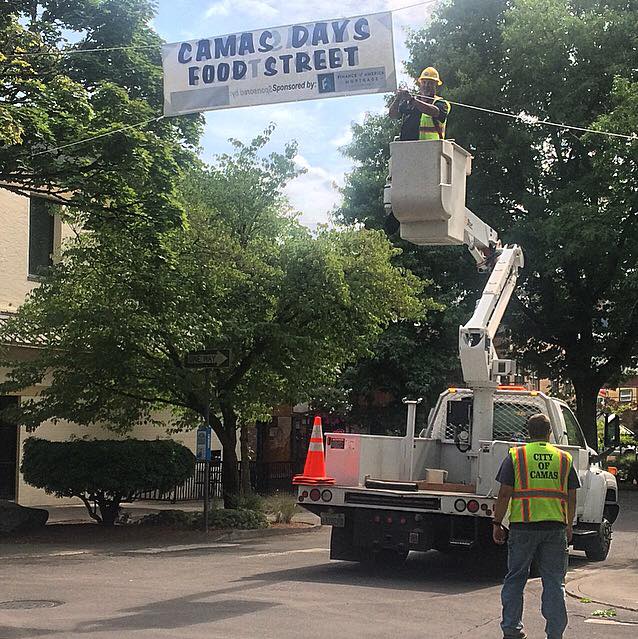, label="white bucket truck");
[296,140,619,566]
